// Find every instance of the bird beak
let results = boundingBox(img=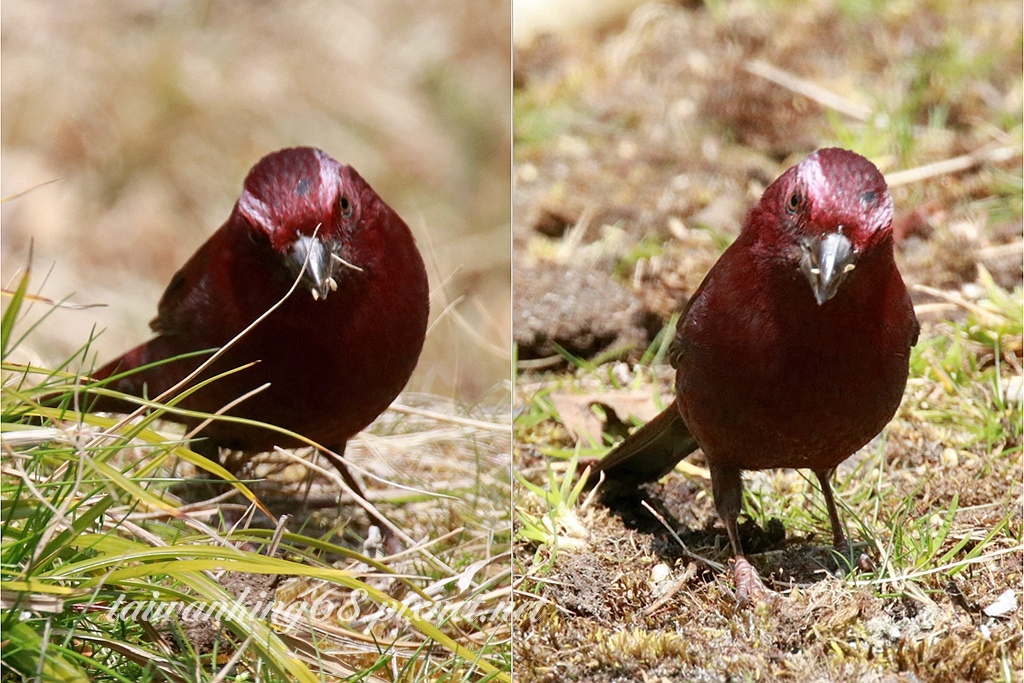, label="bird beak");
[798,231,856,306]
[288,235,338,300]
